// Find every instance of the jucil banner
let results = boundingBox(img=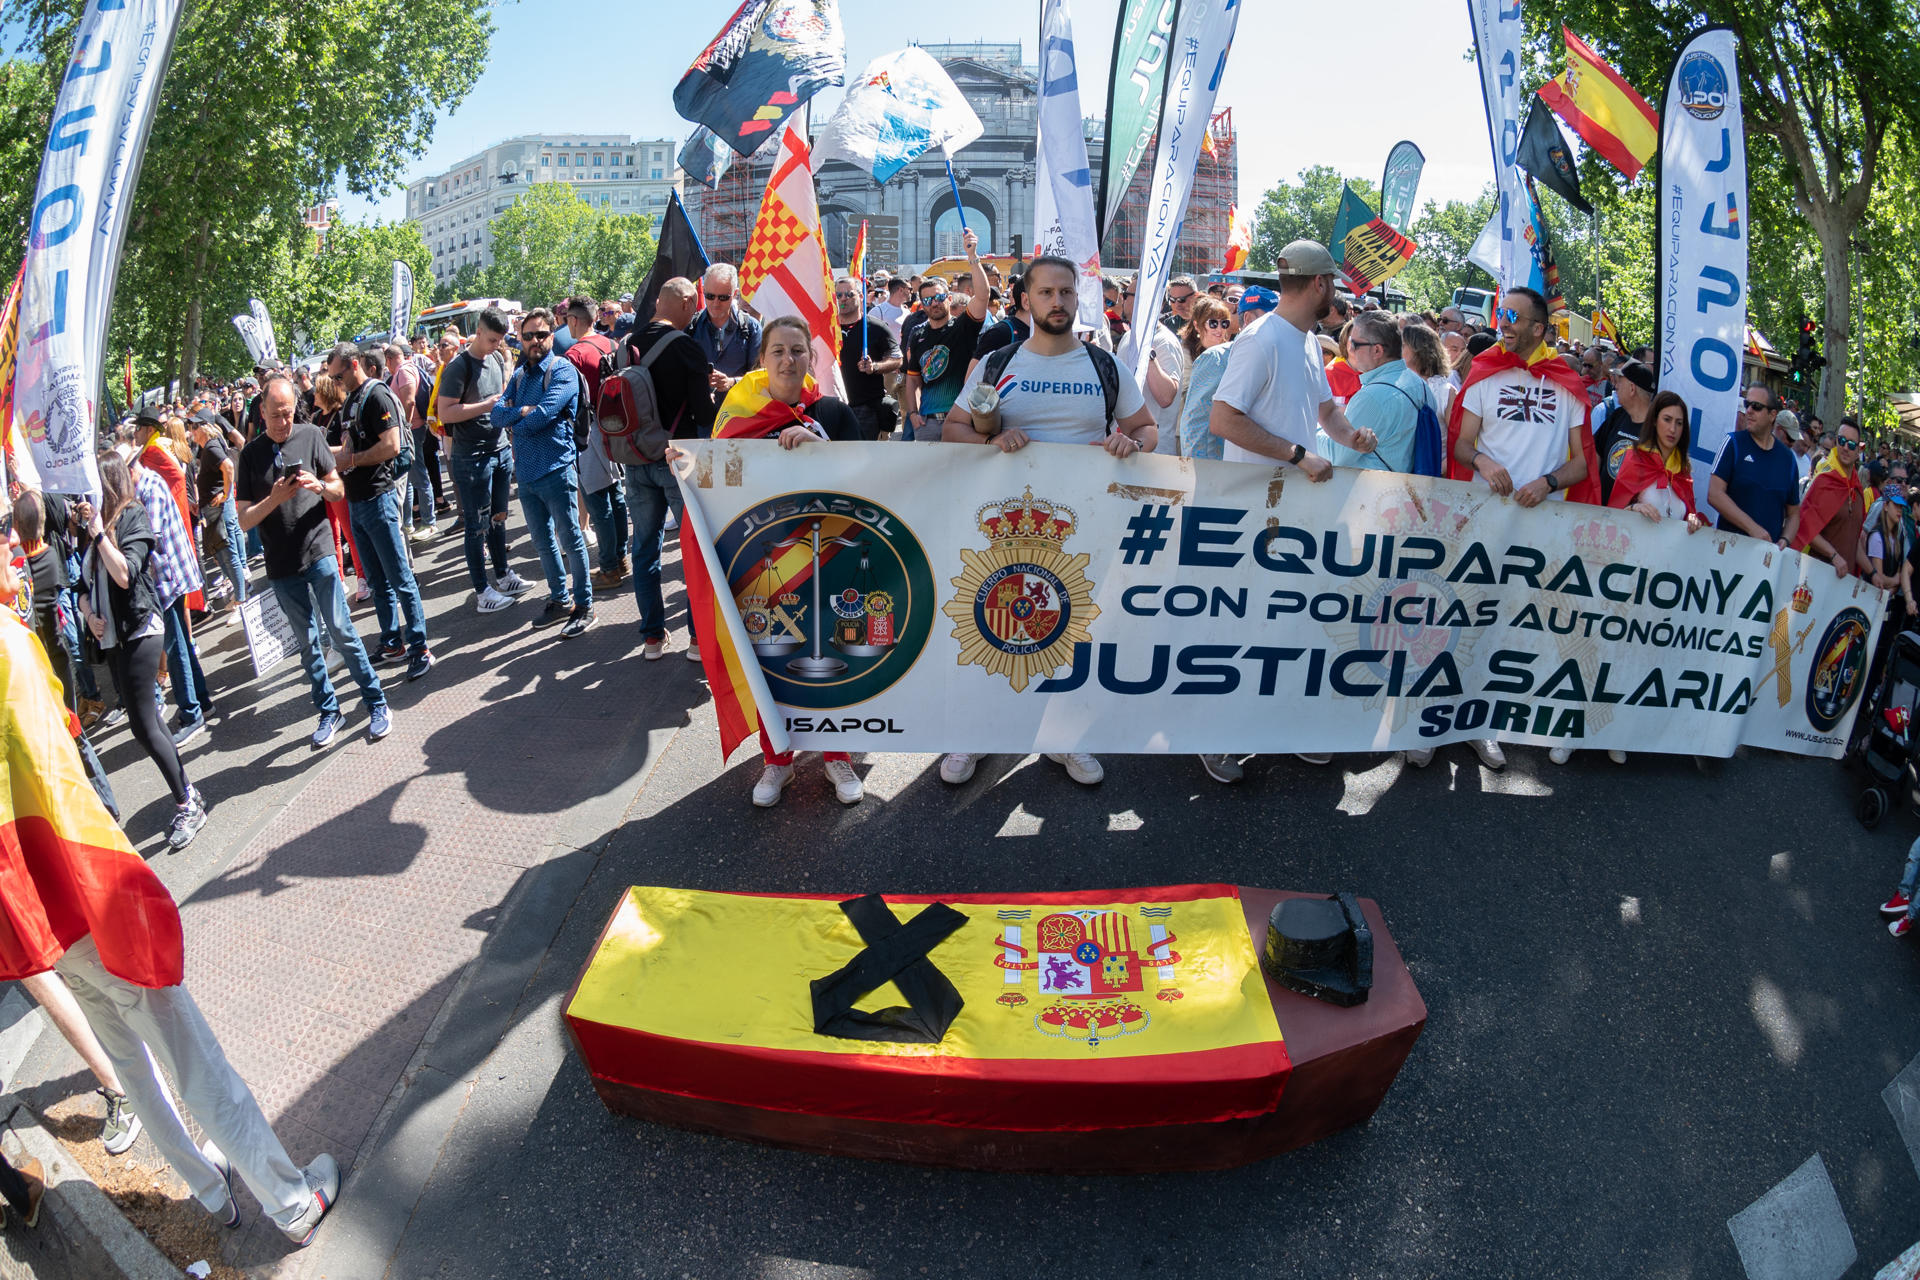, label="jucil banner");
[676,443,1884,759]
